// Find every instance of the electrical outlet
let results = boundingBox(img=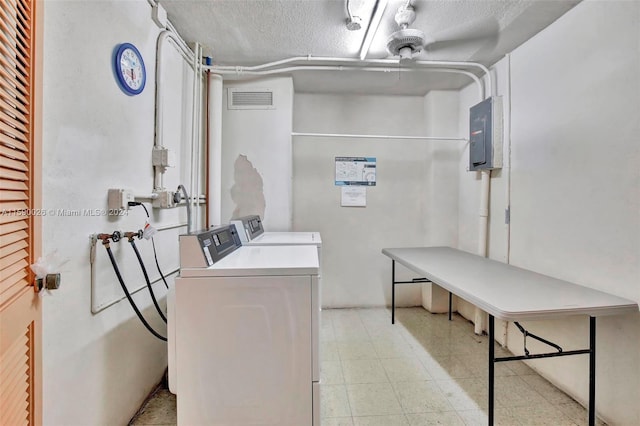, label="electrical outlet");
[107,189,135,212]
